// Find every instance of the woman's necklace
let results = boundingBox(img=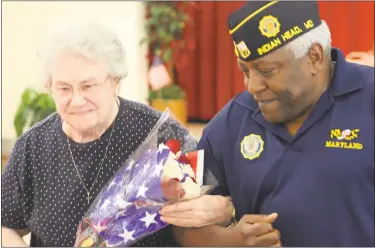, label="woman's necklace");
[66,120,115,204]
